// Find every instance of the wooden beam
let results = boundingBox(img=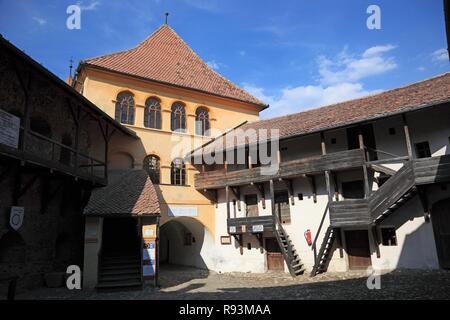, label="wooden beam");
[283,179,295,205]
[269,179,275,215]
[358,128,371,198]
[402,114,414,159]
[371,226,381,259]
[251,183,266,209]
[231,186,241,211]
[225,185,230,220]
[321,132,333,202]
[233,234,244,255]
[306,175,317,203]
[332,172,339,201]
